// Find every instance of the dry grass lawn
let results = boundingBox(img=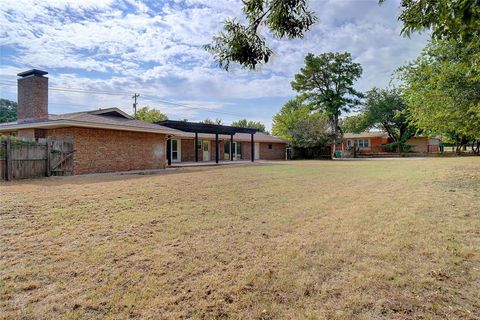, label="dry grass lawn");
[1,158,479,319]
